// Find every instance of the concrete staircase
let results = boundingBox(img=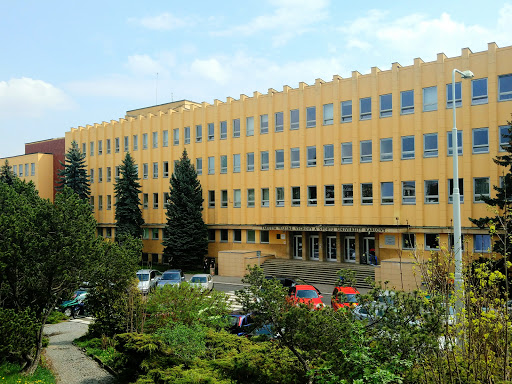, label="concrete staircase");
[261,258,376,290]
